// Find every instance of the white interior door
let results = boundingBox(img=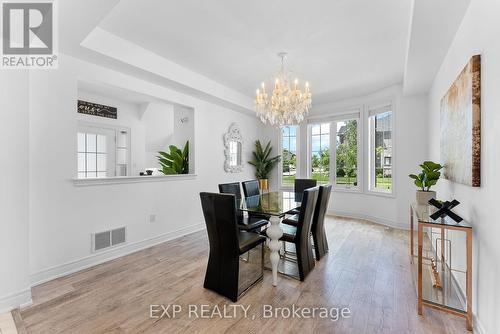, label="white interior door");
[77,125,116,178]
